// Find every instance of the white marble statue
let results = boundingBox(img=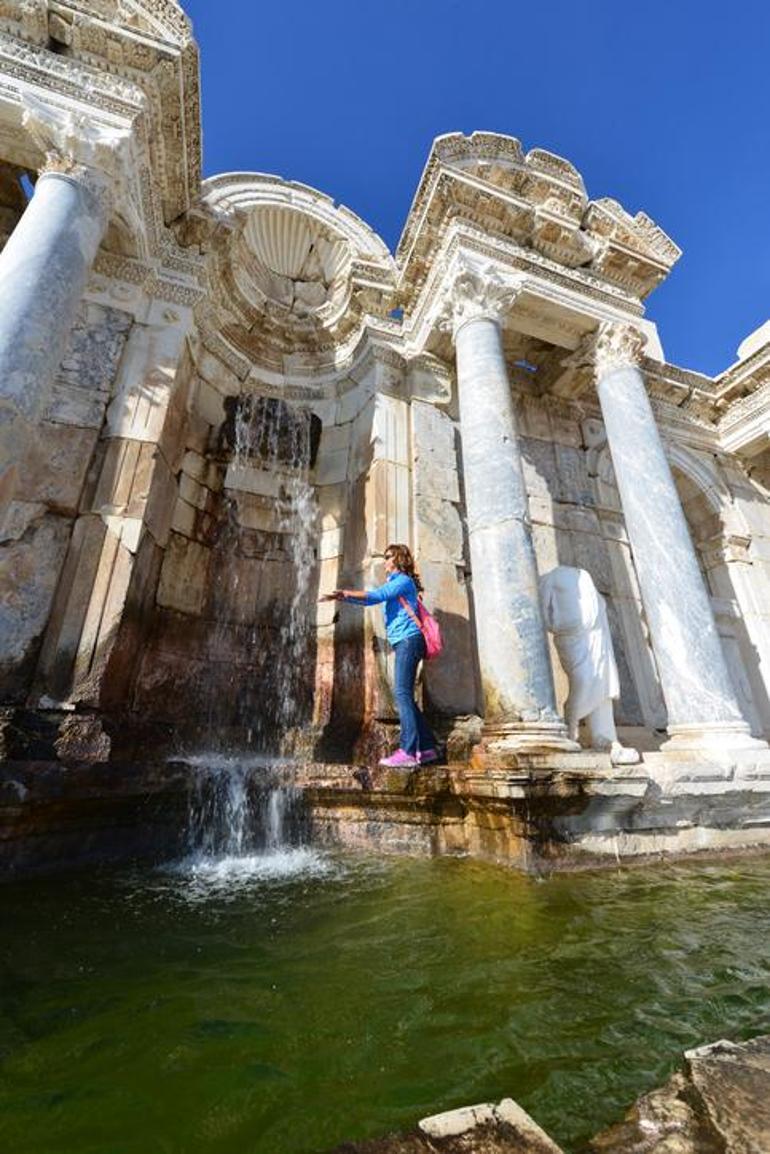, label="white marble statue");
[539,566,639,766]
